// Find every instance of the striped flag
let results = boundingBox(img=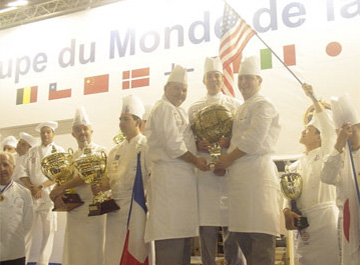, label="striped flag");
[16,86,37,105]
[119,152,149,265]
[219,3,255,97]
[49,83,71,100]
[122,68,150,89]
